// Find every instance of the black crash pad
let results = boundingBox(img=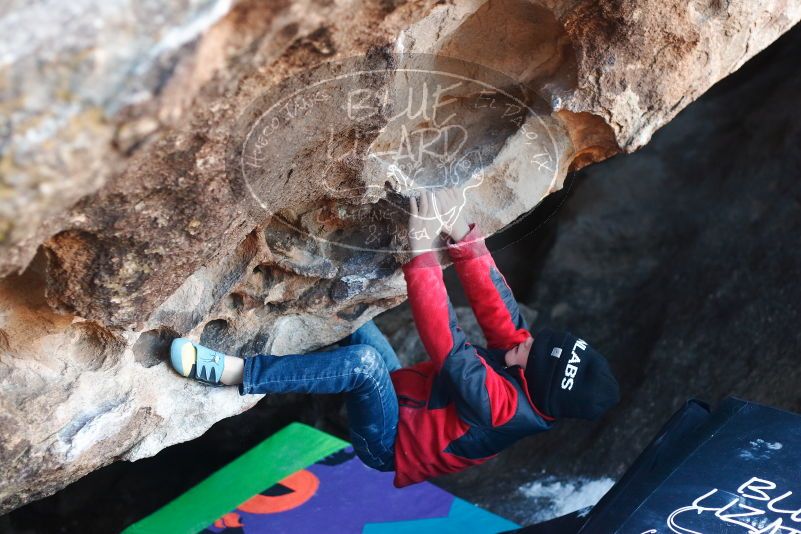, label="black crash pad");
[515,398,801,534]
